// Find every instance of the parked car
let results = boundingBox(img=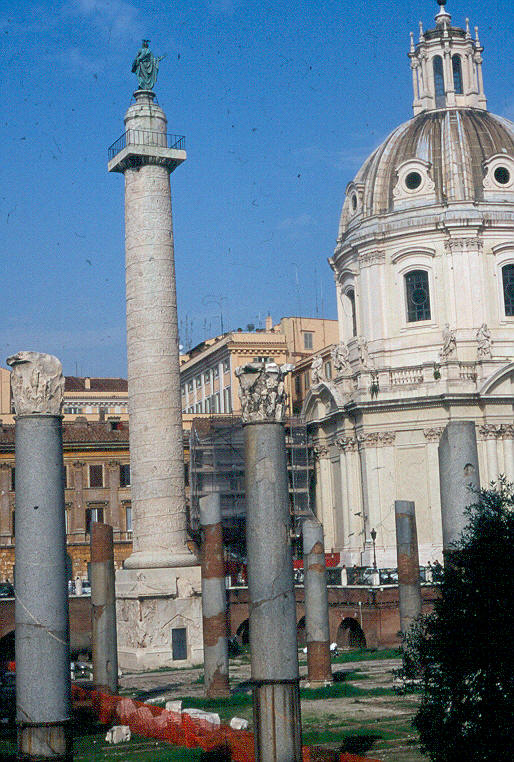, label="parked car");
[0,582,14,599]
